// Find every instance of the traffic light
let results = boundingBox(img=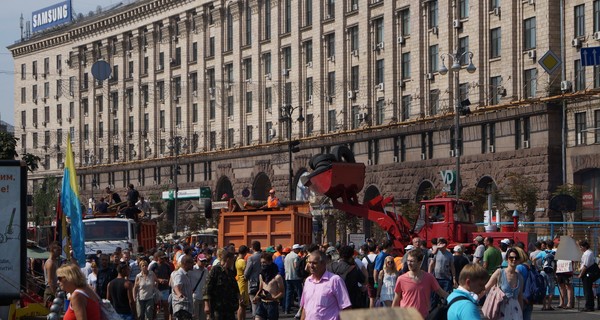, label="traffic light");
[289,140,301,153]
[176,165,182,175]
